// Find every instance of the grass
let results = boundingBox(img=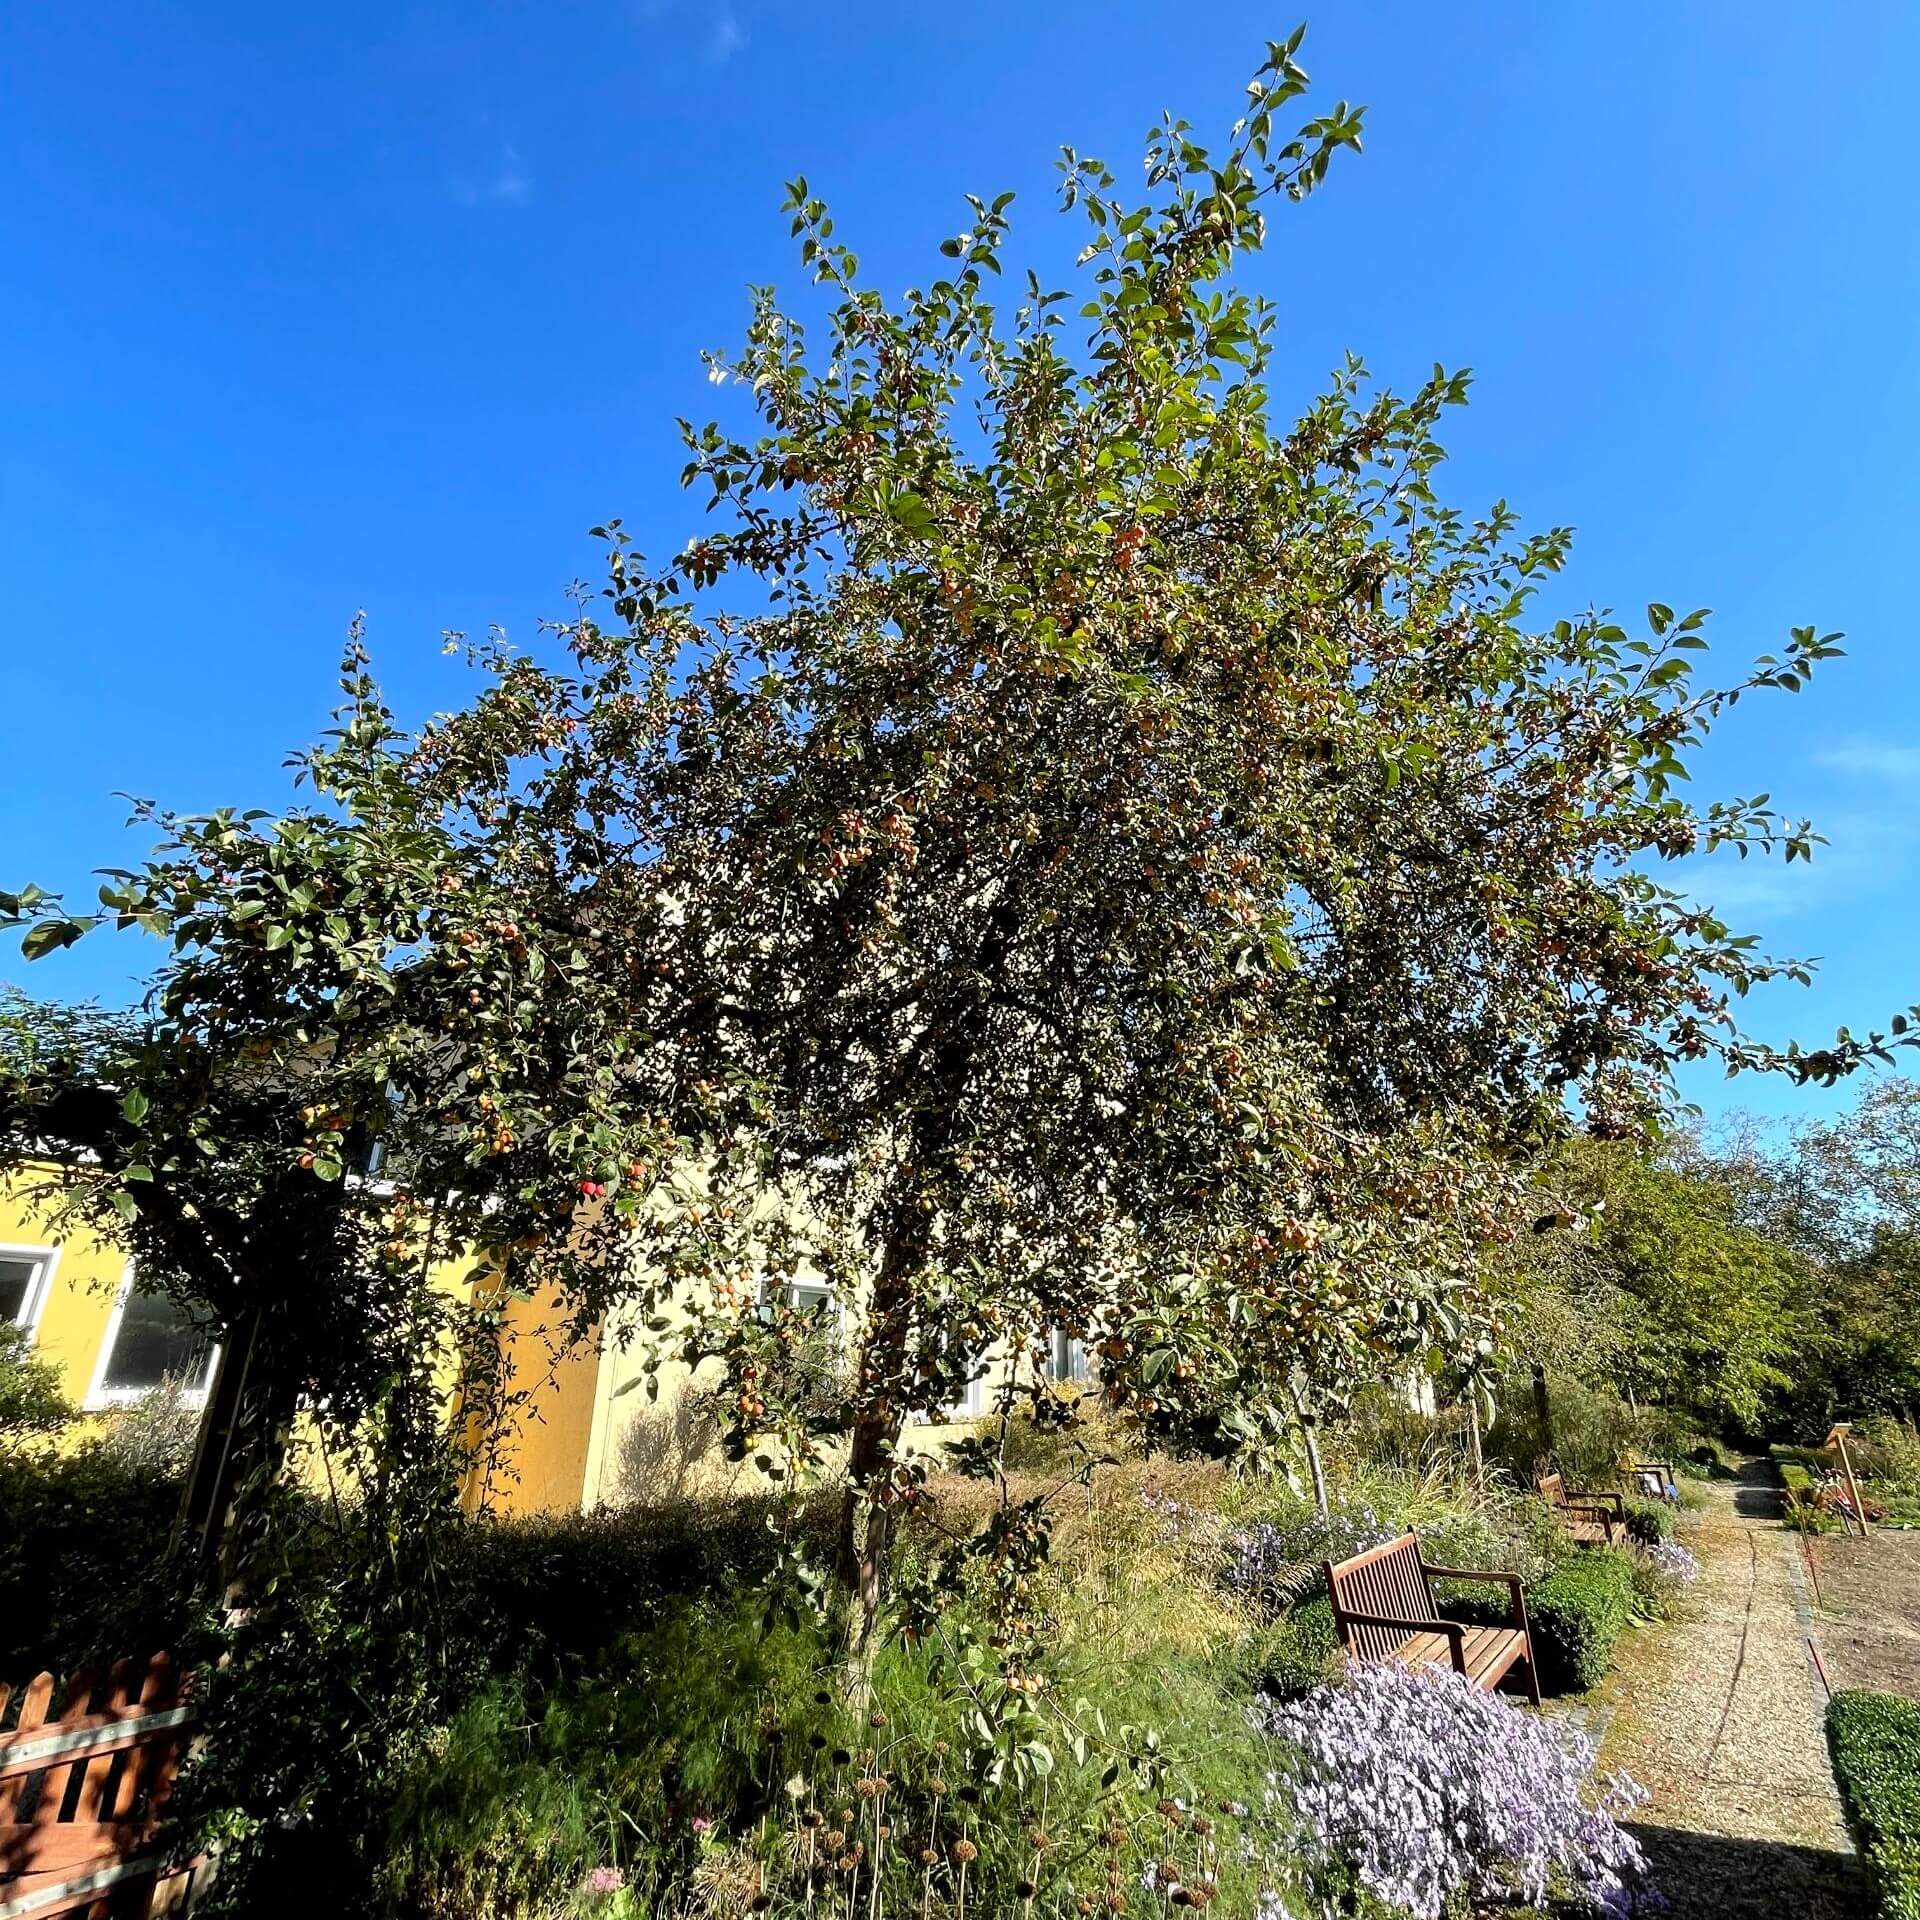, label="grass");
[1828,1689,1920,1920]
